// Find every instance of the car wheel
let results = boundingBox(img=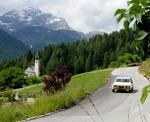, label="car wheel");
[126,87,130,93]
[131,87,134,92]
[113,88,117,93]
